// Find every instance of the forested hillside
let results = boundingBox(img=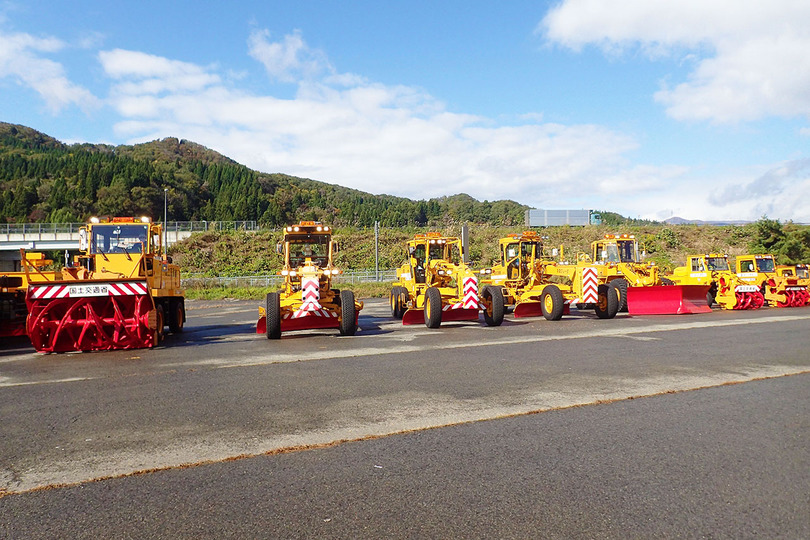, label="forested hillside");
[0,122,529,227]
